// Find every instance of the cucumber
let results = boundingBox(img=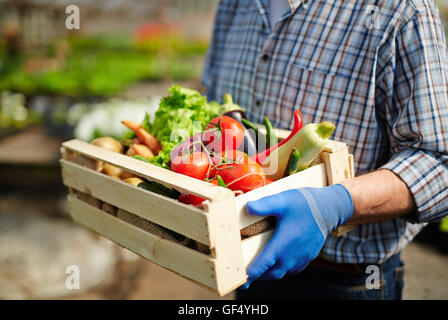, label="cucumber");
[137,181,180,199]
[284,148,301,177]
